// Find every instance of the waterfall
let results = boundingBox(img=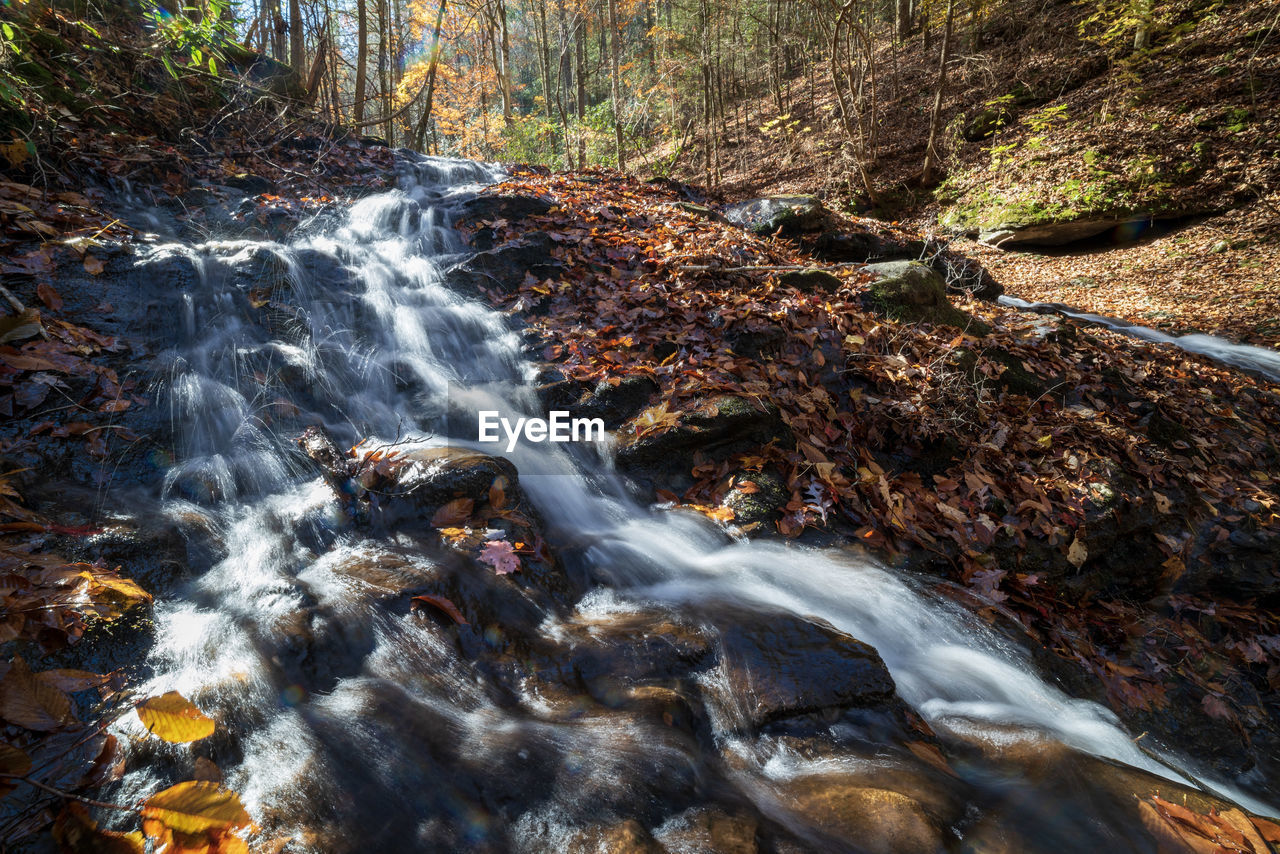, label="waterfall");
[112,153,1272,851]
